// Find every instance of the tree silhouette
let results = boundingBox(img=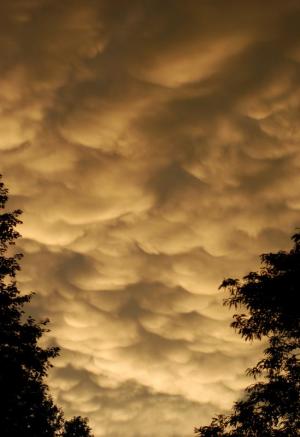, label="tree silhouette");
[0,176,93,436]
[62,416,94,437]
[195,234,300,436]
